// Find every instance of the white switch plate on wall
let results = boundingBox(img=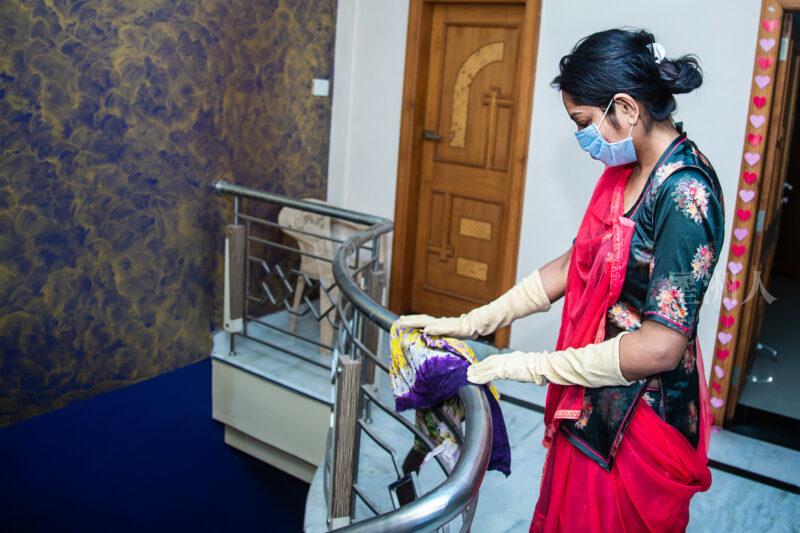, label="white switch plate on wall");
[312,78,329,97]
